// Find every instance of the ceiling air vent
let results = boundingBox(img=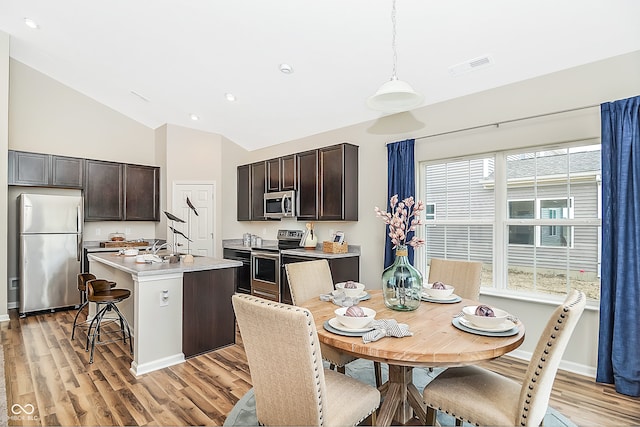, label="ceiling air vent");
[448,55,494,76]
